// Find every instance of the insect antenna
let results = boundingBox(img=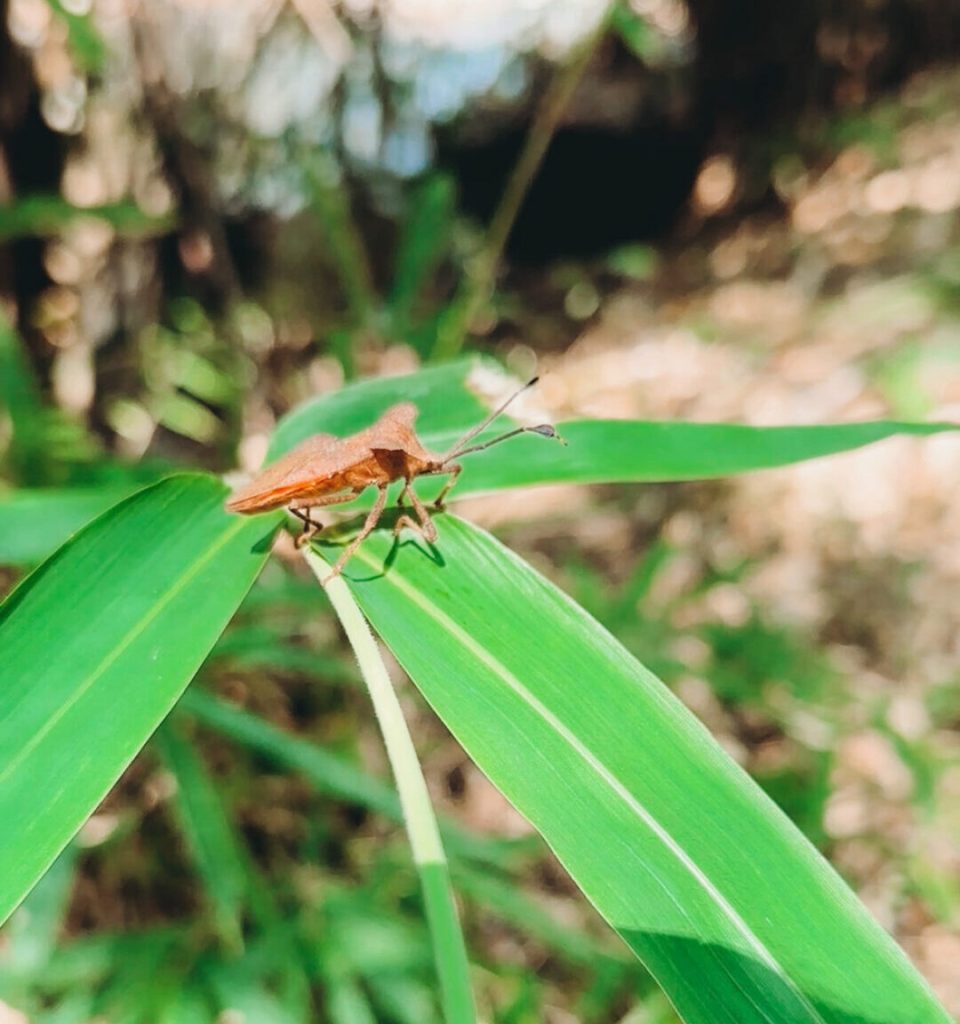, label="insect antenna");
[449,423,563,461]
[442,376,561,463]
